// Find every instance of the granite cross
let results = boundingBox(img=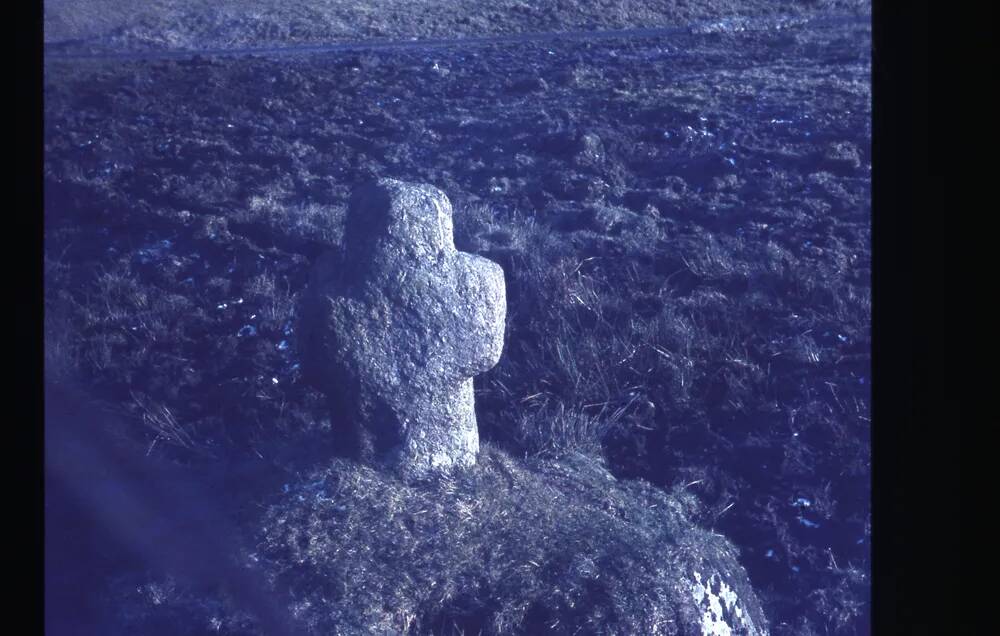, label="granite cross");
[299,178,506,477]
